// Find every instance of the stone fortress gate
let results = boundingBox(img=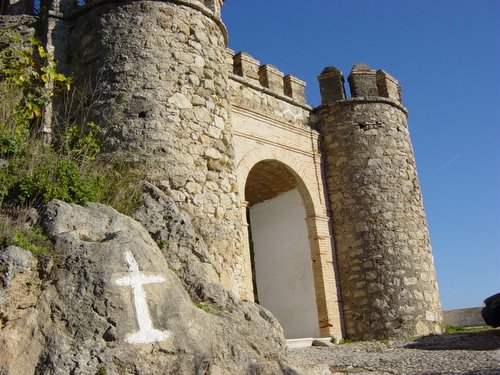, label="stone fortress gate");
[228,51,442,340]
[0,0,443,340]
[229,52,342,339]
